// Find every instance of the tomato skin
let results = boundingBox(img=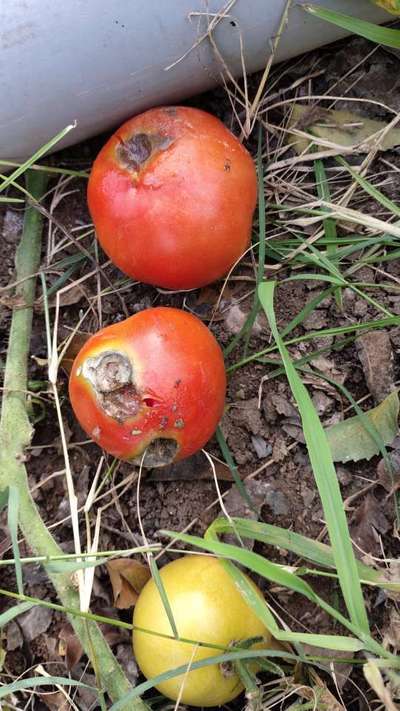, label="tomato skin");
[88,106,257,290]
[132,555,272,707]
[68,308,226,465]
